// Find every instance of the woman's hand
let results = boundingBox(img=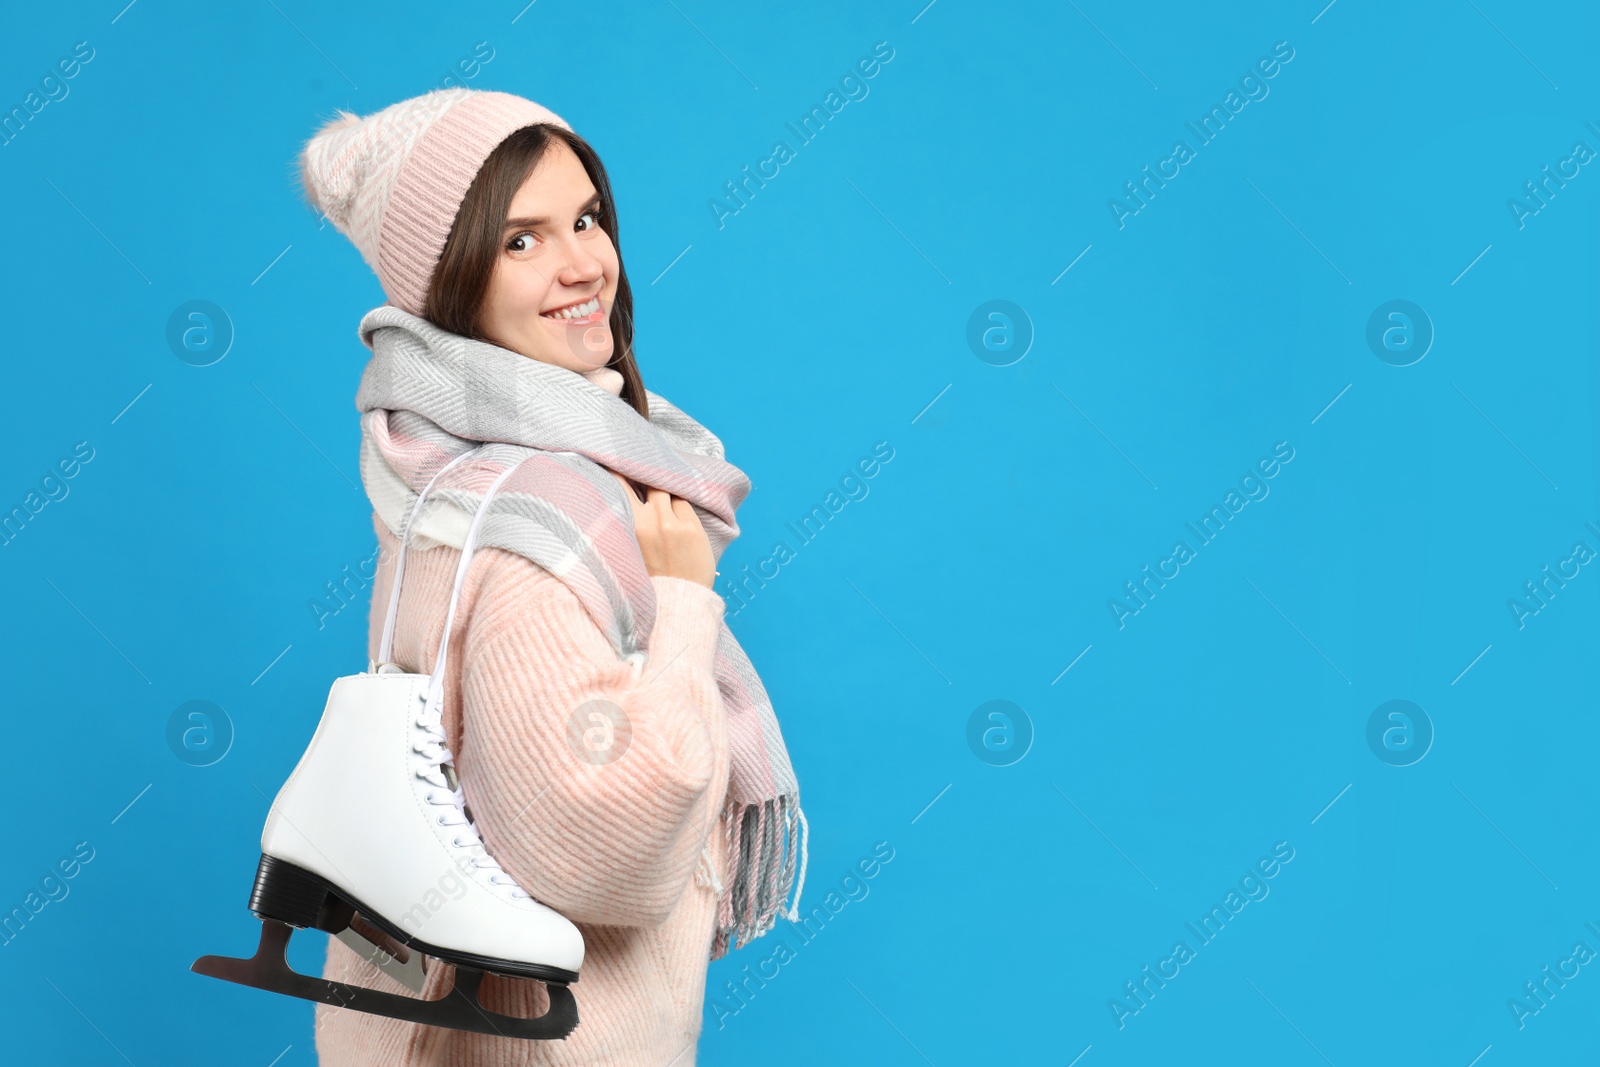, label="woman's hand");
[608,470,716,589]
